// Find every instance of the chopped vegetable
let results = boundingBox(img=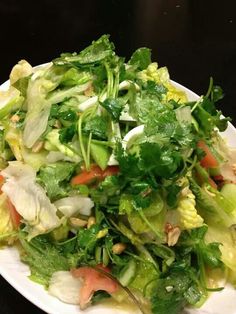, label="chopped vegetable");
[0,34,234,314]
